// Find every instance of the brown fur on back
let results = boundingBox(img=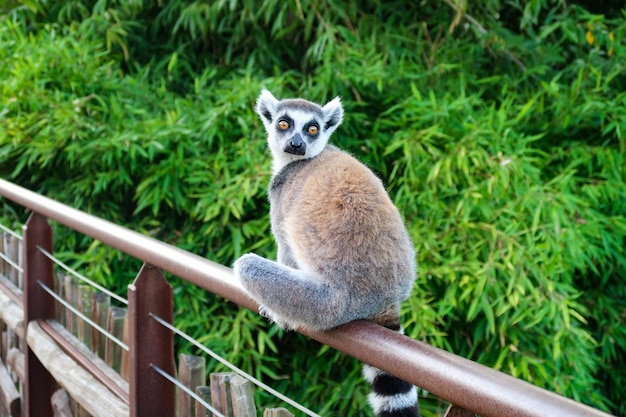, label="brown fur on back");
[269,145,415,320]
